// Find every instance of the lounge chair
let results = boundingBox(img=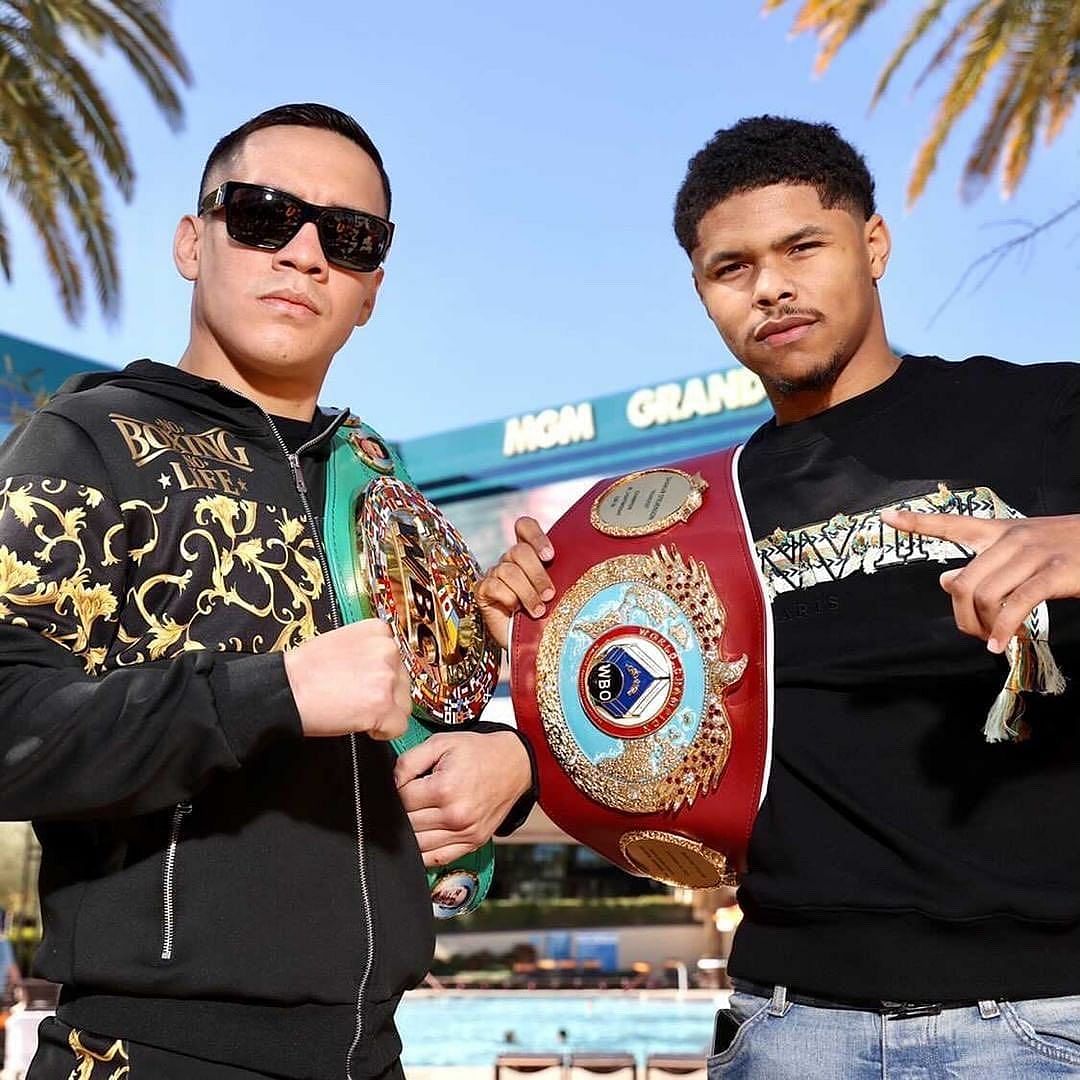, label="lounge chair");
[645,1052,706,1080]
[495,1051,566,1080]
[568,1051,637,1080]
